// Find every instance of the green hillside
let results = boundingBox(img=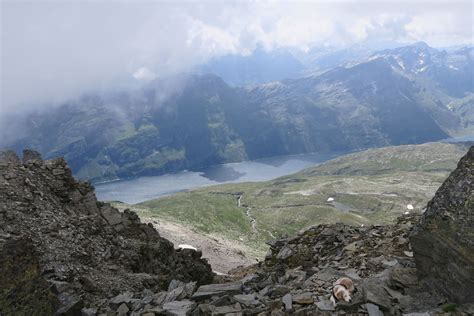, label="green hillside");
[121,142,470,252]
